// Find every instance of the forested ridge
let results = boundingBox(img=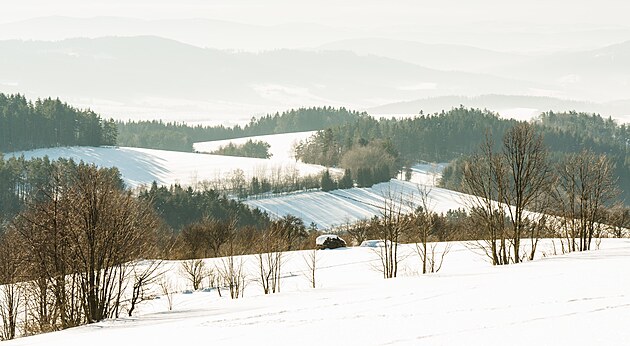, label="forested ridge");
[0,93,117,152]
[295,107,629,202]
[116,107,364,151]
